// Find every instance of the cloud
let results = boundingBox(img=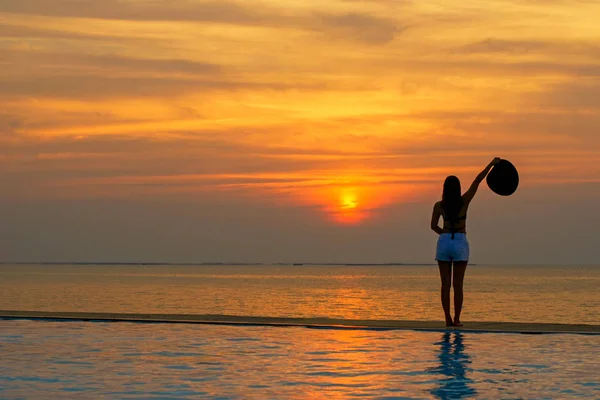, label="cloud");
[458,38,547,54]
[312,12,403,45]
[533,79,600,110]
[0,0,405,46]
[0,74,330,100]
[408,109,600,143]
[4,48,221,75]
[393,58,600,78]
[0,21,142,42]
[0,113,25,147]
[0,0,266,24]
[457,37,600,58]
[0,75,218,99]
[0,113,23,133]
